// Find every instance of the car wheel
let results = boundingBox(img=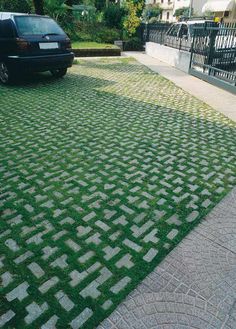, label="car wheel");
[0,62,11,85]
[50,68,67,78]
